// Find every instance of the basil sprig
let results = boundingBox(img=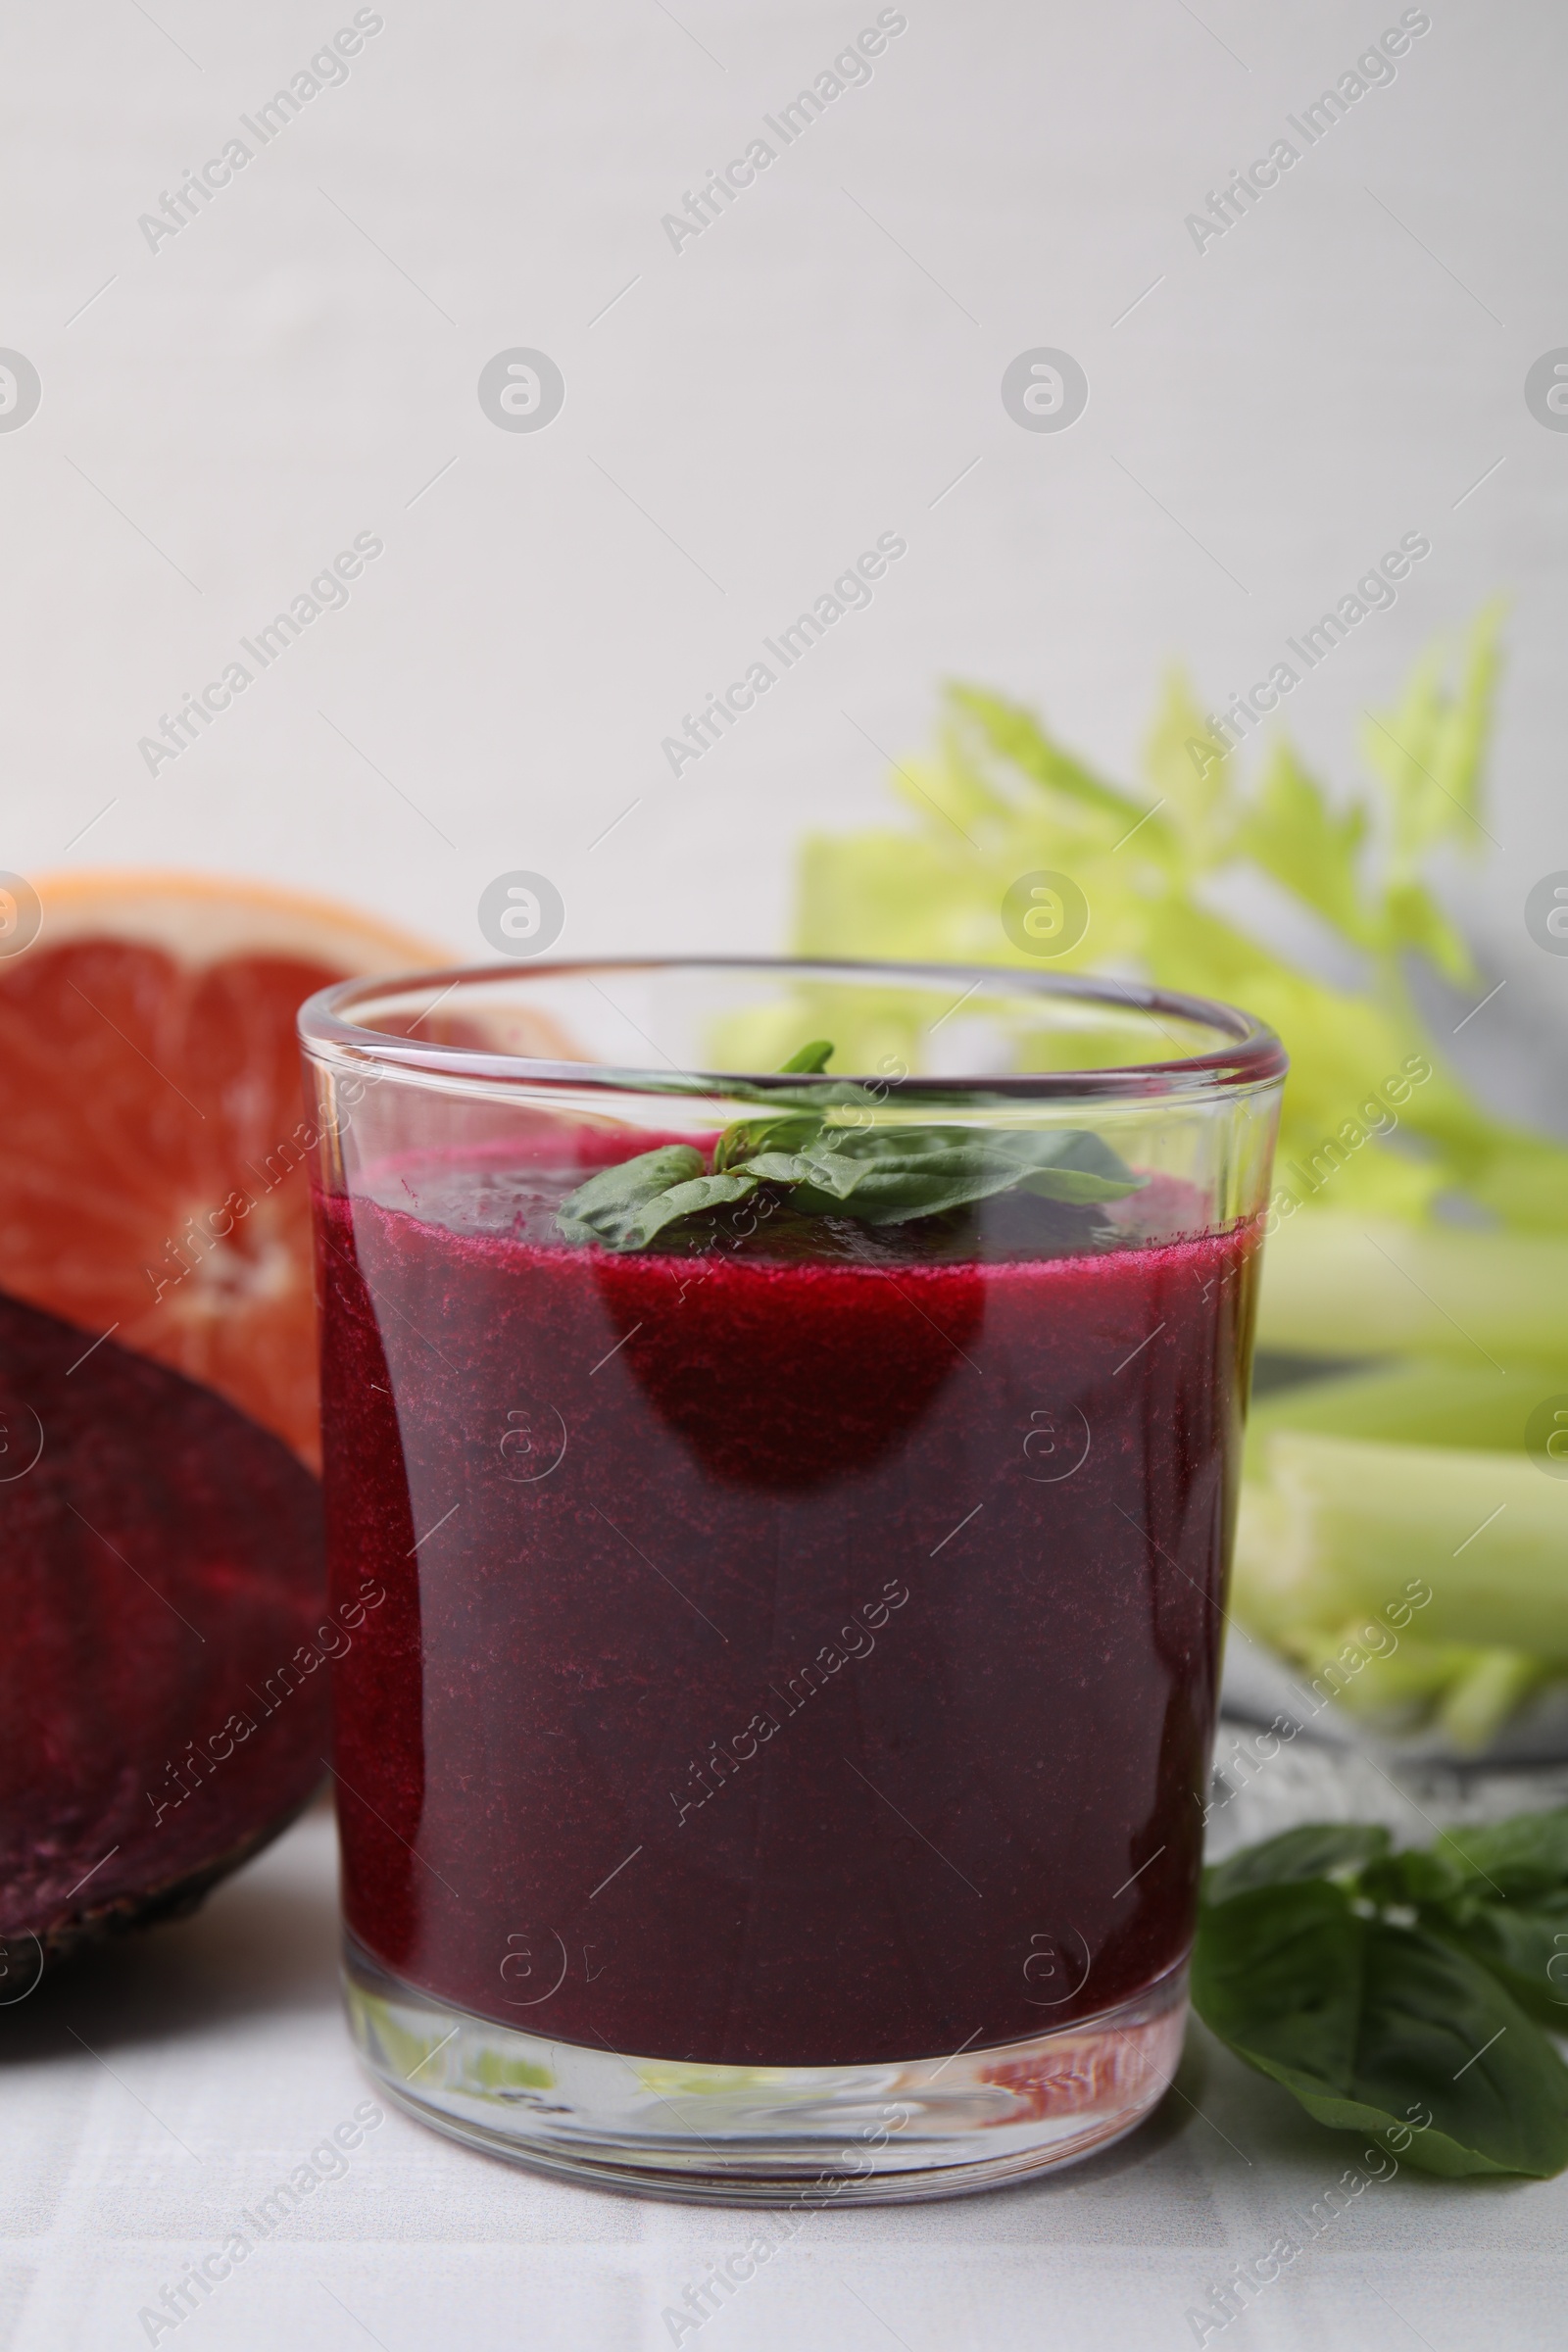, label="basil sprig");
[1194,1810,1568,2178]
[556,1041,1144,1253]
